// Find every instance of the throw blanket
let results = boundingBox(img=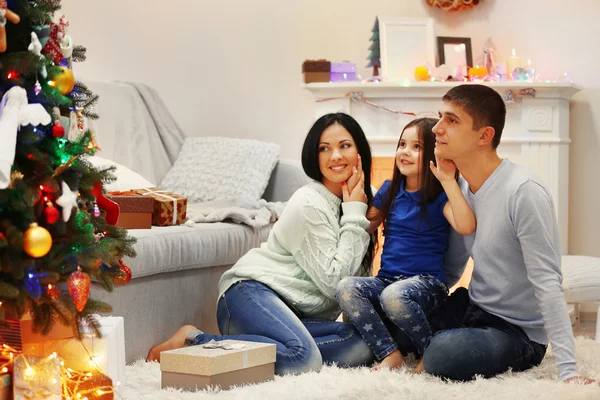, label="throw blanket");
[186,199,287,228]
